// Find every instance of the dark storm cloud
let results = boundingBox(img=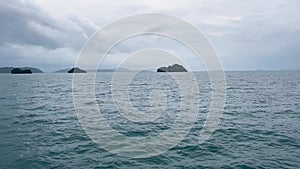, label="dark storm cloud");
[0,0,62,49]
[0,0,98,50]
[0,0,99,72]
